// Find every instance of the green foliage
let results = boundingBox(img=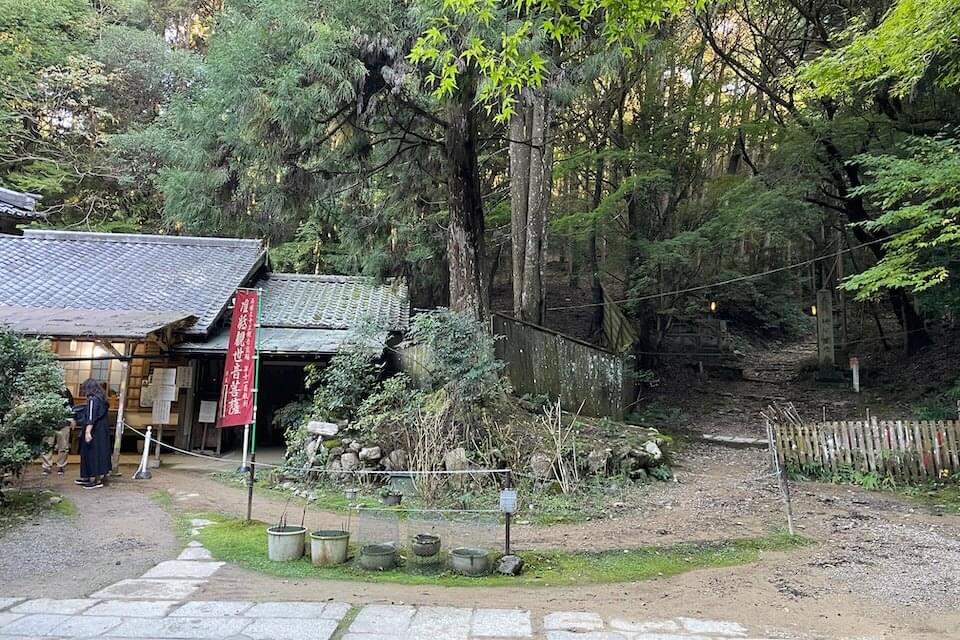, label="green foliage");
[403,309,506,404]
[0,333,68,488]
[409,0,701,121]
[306,343,384,422]
[800,0,960,100]
[841,136,960,300]
[354,374,422,445]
